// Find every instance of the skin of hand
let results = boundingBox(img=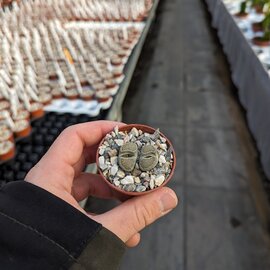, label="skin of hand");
[25,121,178,247]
